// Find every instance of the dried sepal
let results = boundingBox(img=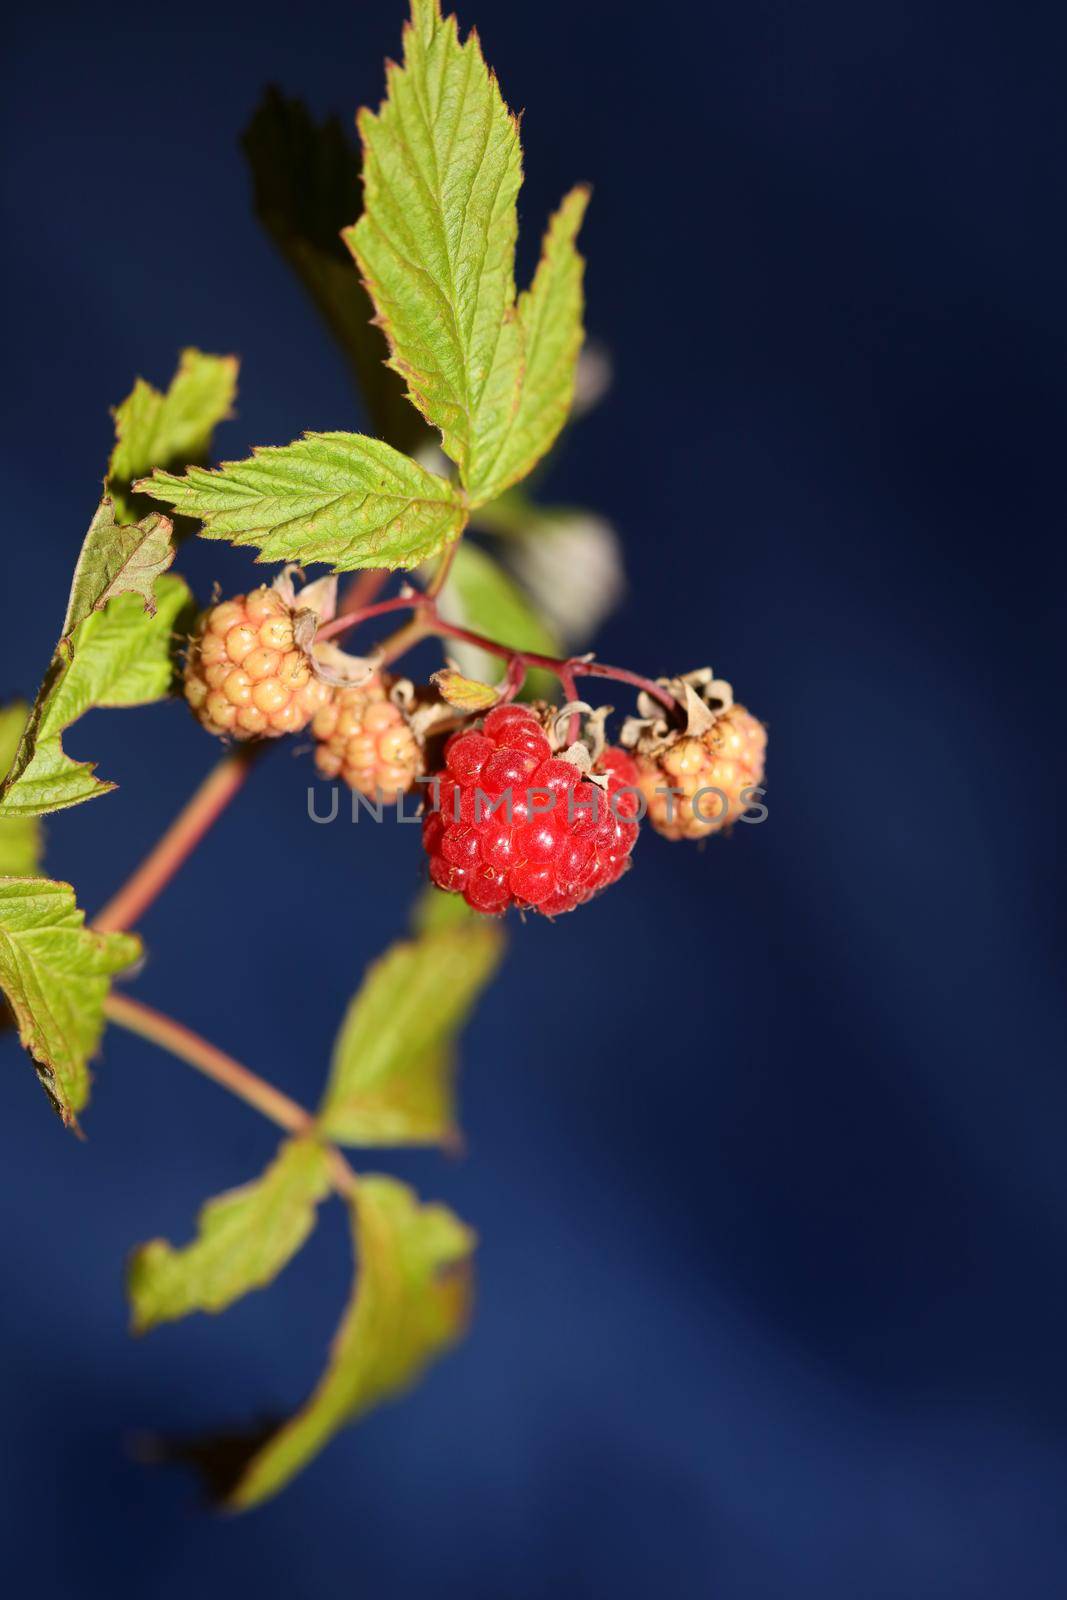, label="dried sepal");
[621,666,733,755]
[308,638,377,689]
